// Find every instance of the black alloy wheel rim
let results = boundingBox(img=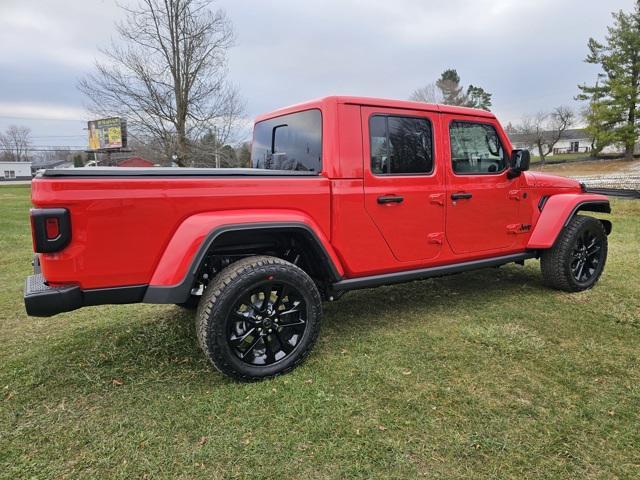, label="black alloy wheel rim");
[570,227,603,284]
[227,280,308,366]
